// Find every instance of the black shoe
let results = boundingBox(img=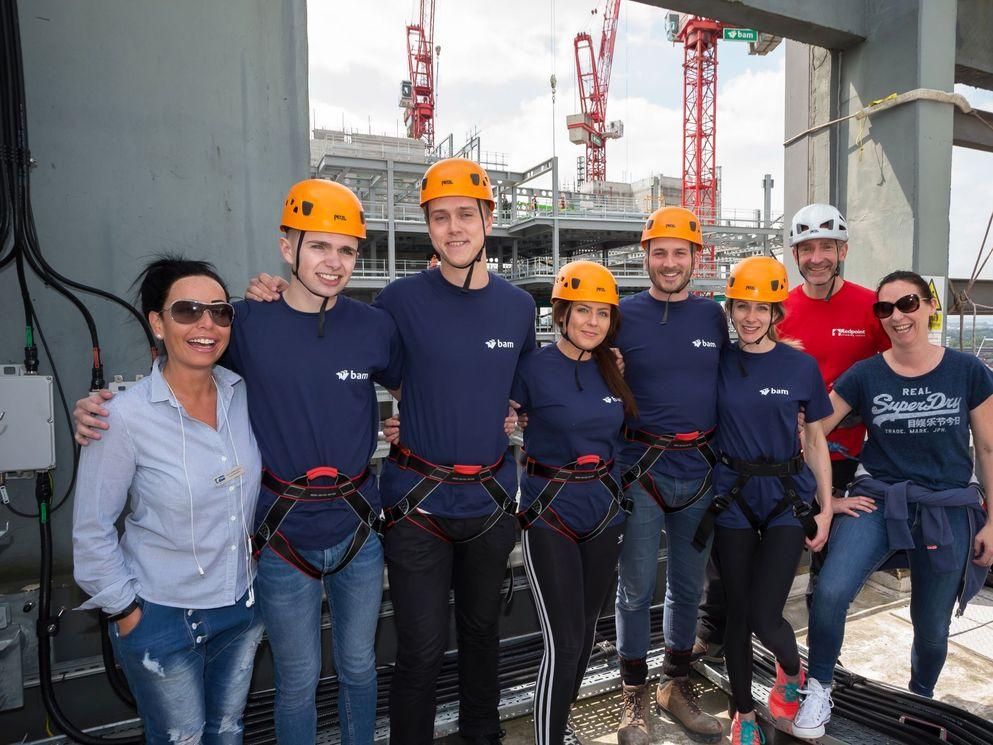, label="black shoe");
[459,729,505,745]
